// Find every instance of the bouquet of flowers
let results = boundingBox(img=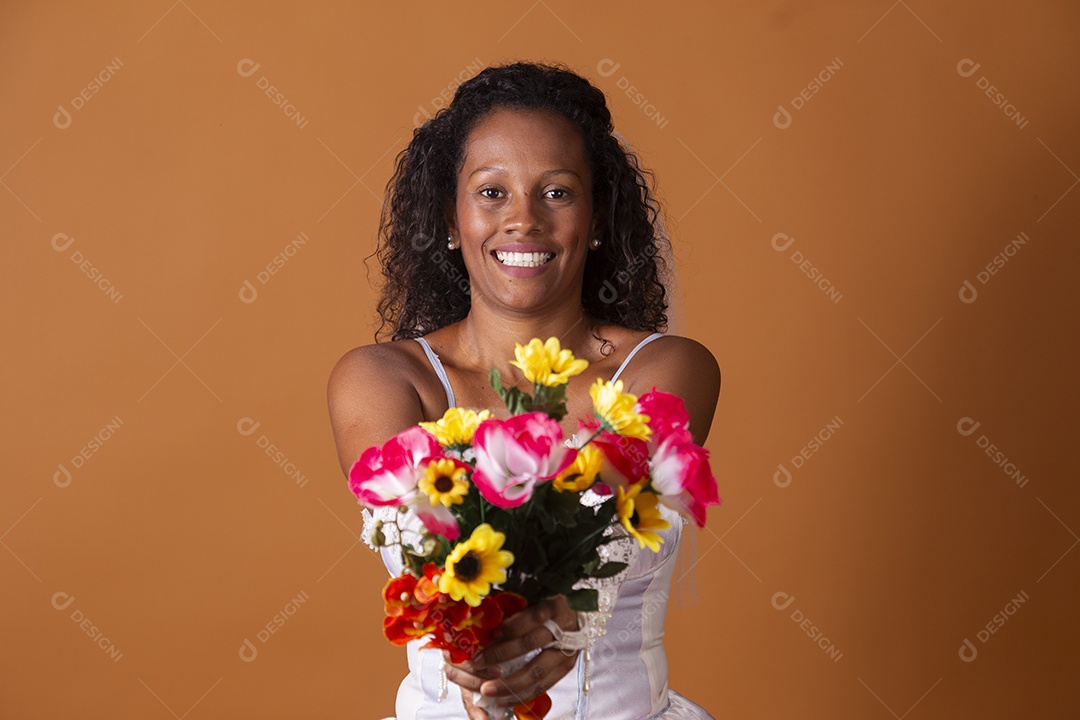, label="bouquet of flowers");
[349,338,720,719]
